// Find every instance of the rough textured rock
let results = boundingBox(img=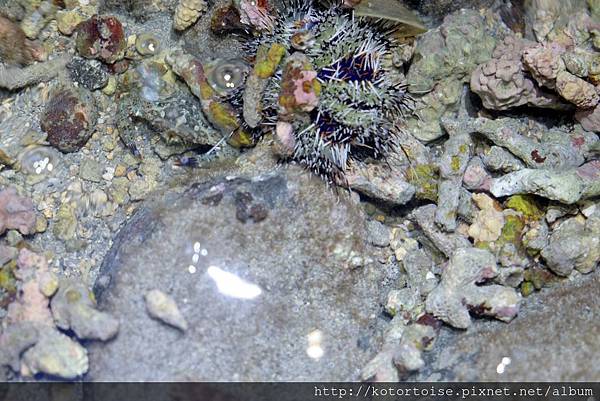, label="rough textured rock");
[0,188,36,235]
[490,161,600,204]
[89,167,387,380]
[418,272,600,381]
[407,9,498,93]
[470,35,561,110]
[410,205,471,258]
[40,85,97,153]
[345,163,416,206]
[425,248,521,329]
[51,279,120,341]
[541,215,600,276]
